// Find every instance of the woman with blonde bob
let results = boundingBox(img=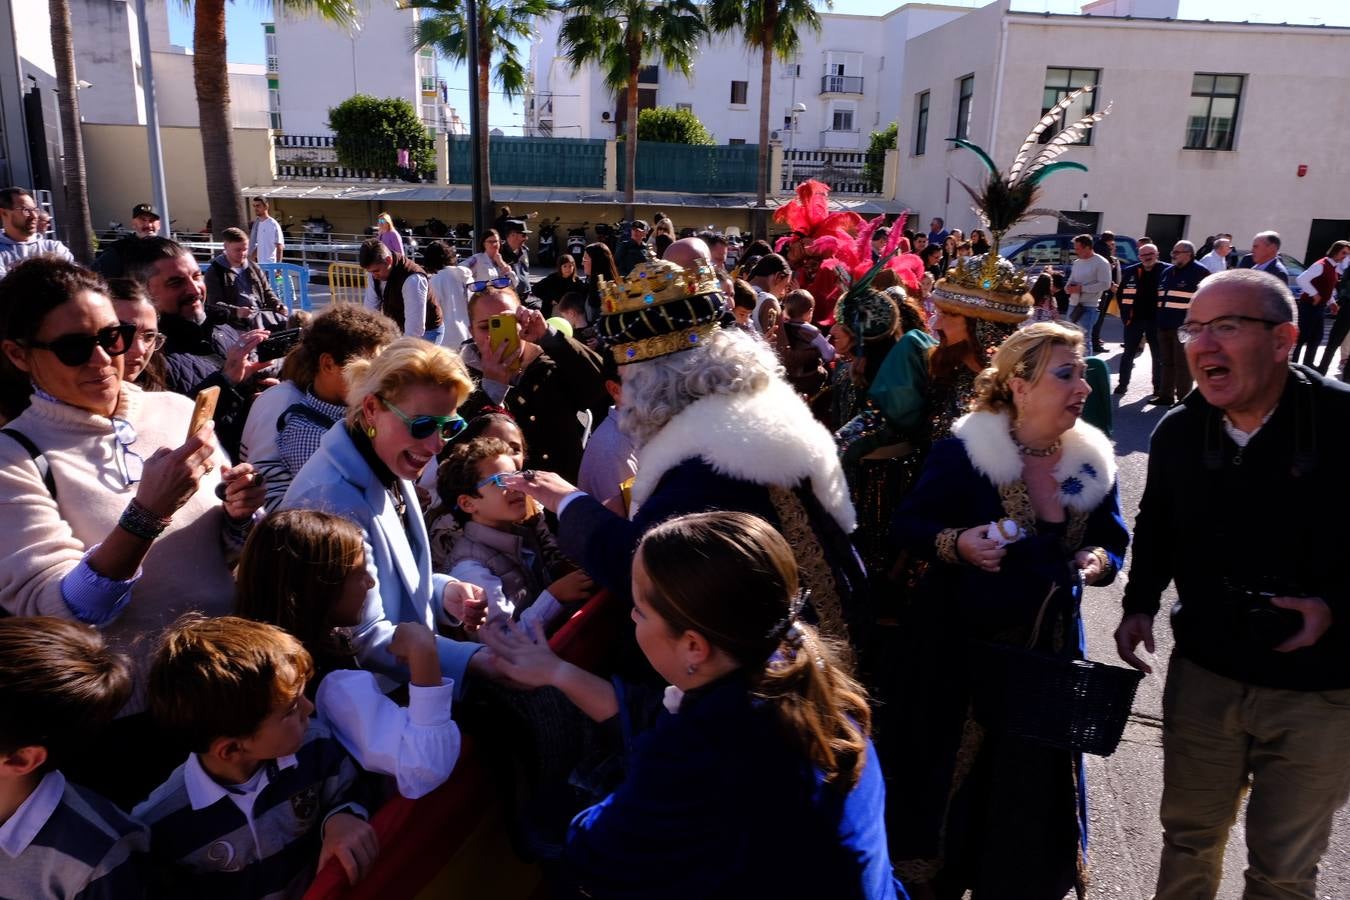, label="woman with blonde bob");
[888,321,1129,899]
[482,510,902,899]
[281,337,494,694]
